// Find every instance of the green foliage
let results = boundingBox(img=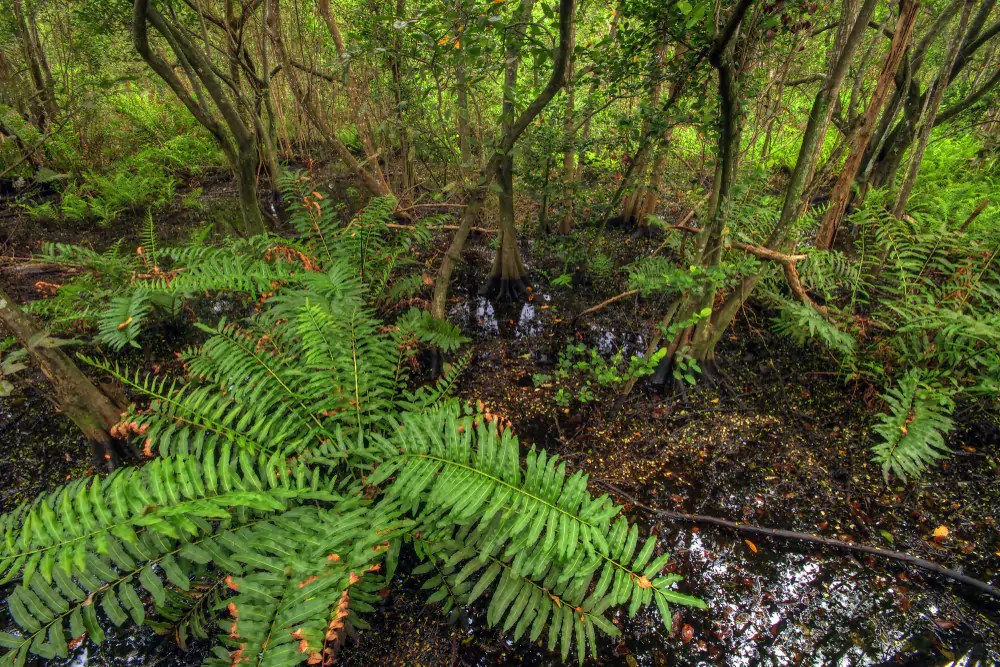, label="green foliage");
[97,289,153,350]
[1,201,703,666]
[535,342,668,407]
[0,339,28,397]
[771,298,856,357]
[396,306,469,352]
[871,371,955,482]
[782,192,1000,480]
